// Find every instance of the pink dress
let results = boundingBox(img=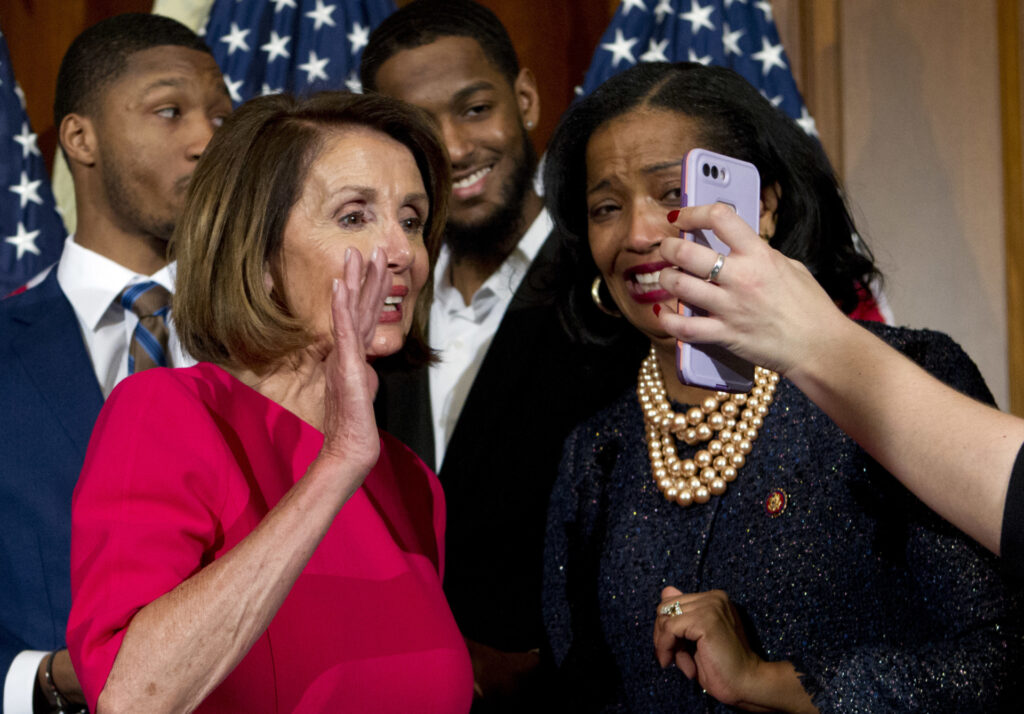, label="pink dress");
[66,363,473,713]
